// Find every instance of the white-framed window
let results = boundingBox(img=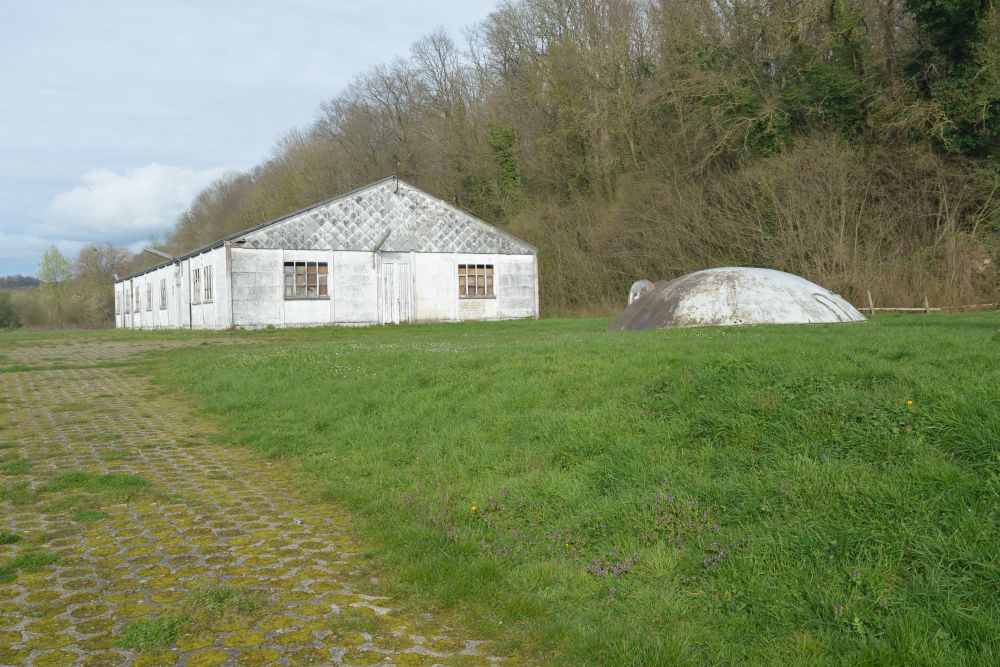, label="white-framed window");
[192,268,201,304]
[159,278,167,310]
[203,265,213,302]
[283,261,328,299]
[458,264,494,298]
[115,291,120,315]
[134,284,140,312]
[146,283,152,311]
